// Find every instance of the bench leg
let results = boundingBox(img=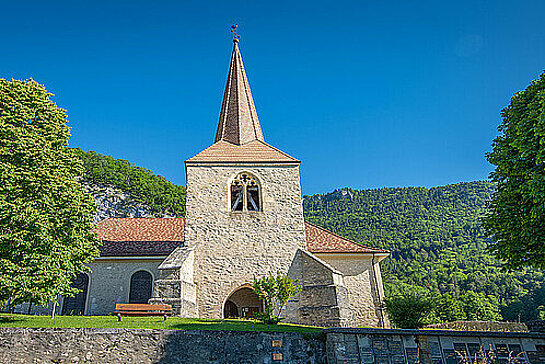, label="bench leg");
[163,314,167,321]
[117,313,122,322]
